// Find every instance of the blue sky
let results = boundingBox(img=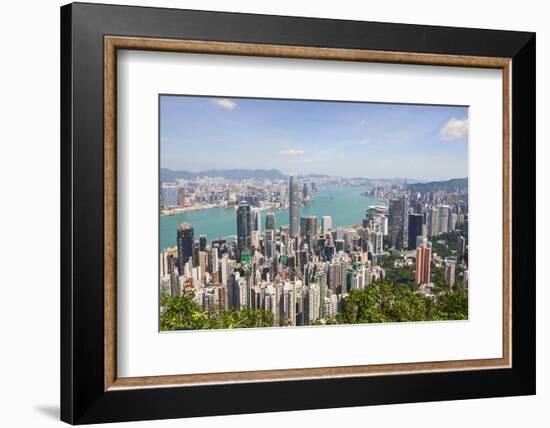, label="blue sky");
[160,95,468,181]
